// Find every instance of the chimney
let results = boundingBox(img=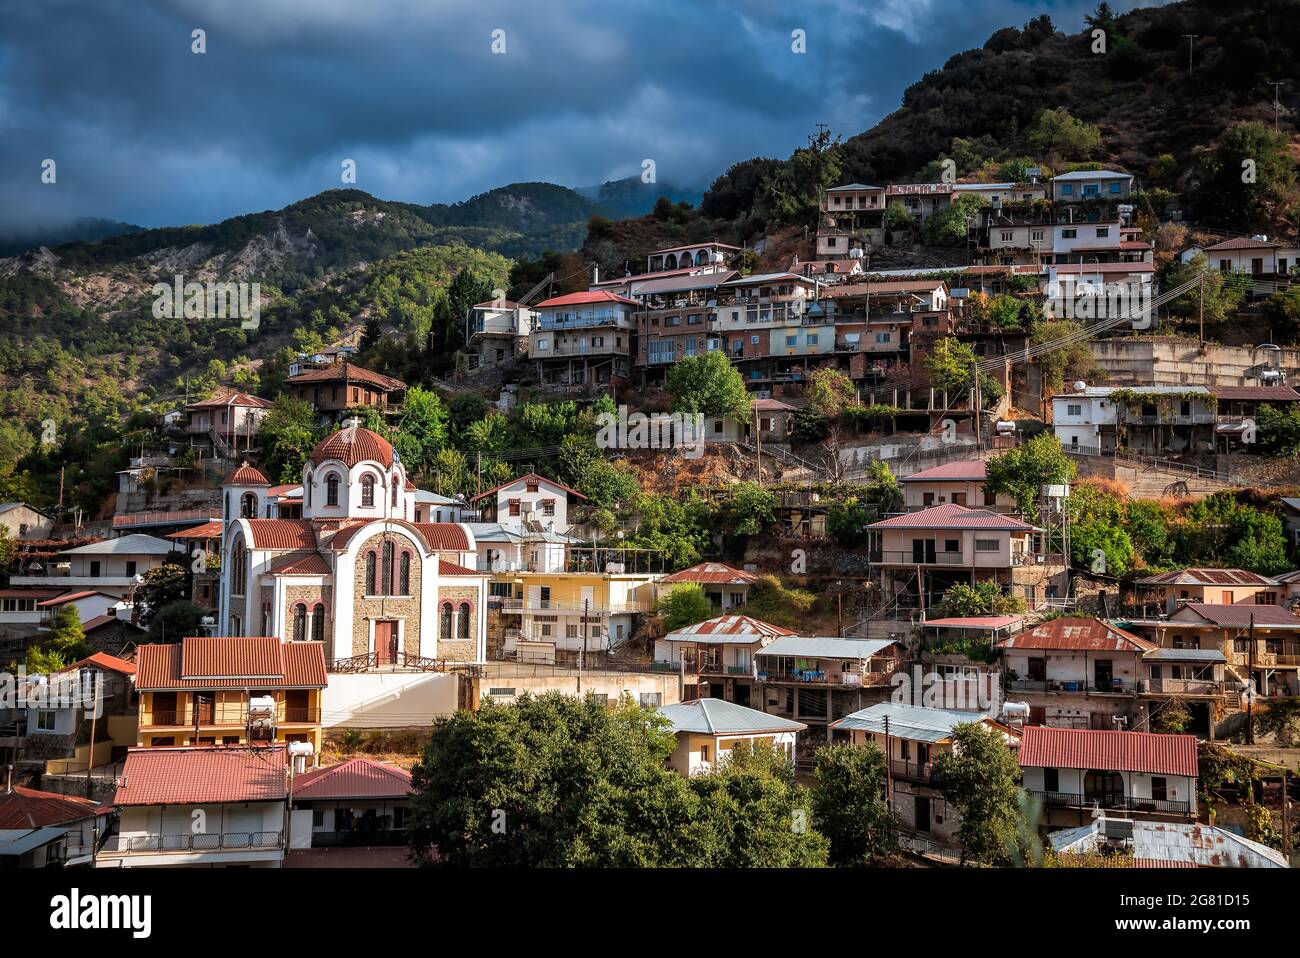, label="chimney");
[593,264,600,285]
[5,765,12,794]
